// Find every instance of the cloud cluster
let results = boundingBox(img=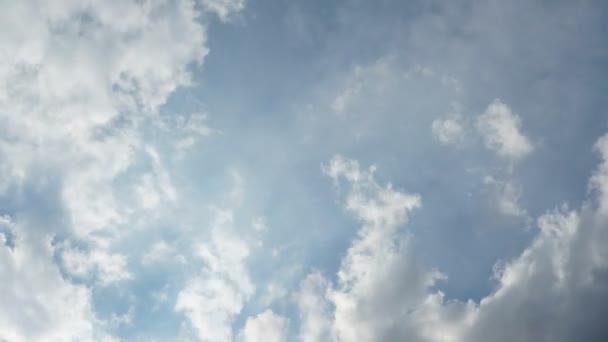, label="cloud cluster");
[0,0,245,340]
[432,99,533,161]
[295,143,608,341]
[0,217,111,342]
[238,309,289,342]
[1,0,606,341]
[175,209,255,341]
